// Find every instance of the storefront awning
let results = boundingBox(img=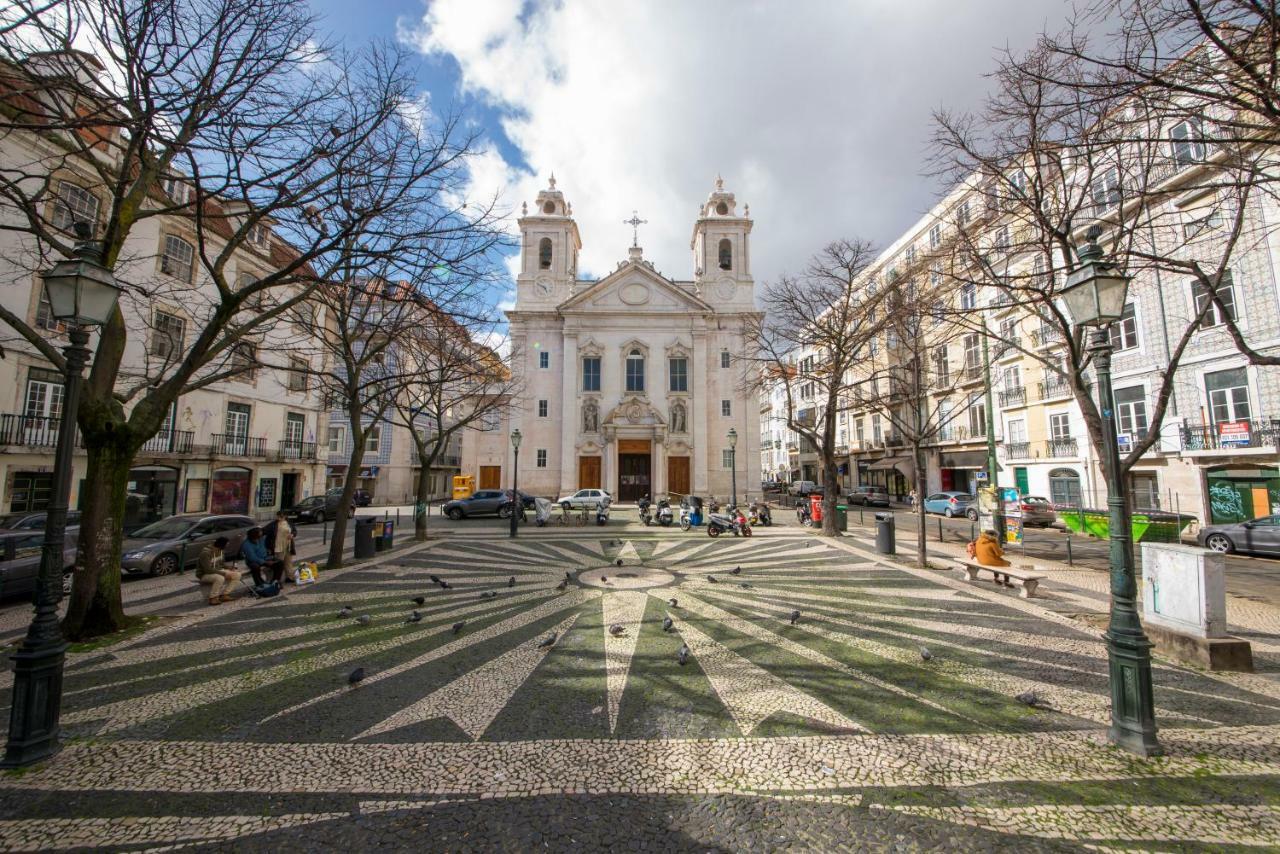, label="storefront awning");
[867,456,915,478]
[939,450,988,470]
